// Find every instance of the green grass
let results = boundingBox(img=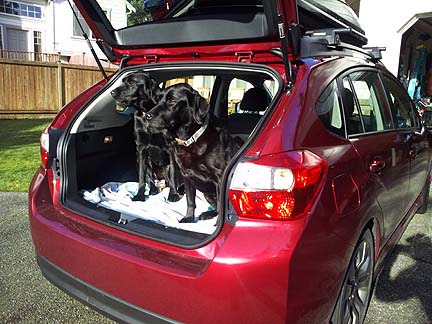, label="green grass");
[0,119,52,192]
